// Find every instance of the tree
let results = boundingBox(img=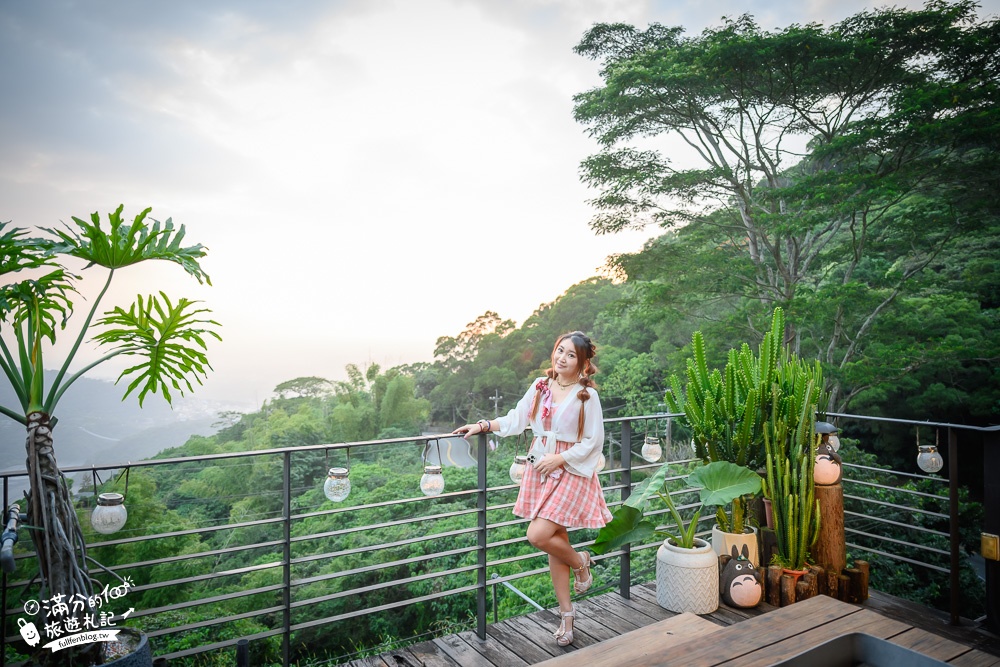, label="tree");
[0,205,219,663]
[274,376,333,399]
[573,1,1000,410]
